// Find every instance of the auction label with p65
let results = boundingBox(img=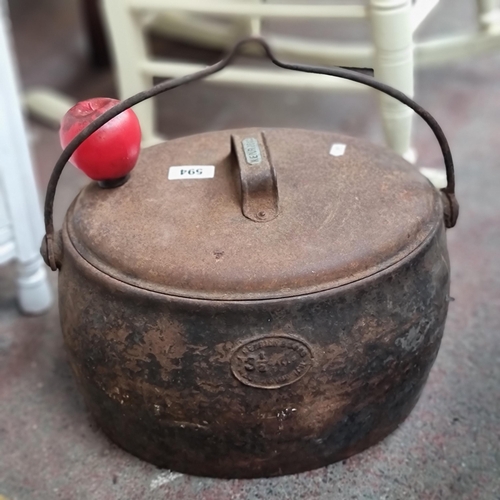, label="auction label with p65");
[168,165,215,180]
